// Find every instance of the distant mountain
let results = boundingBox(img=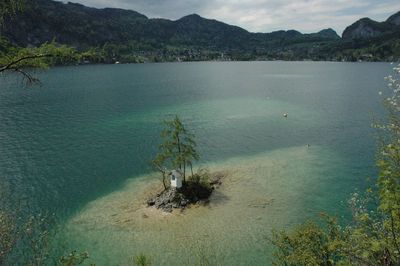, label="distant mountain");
[342,13,400,39]
[387,11,400,26]
[0,0,338,49]
[315,29,341,39]
[0,0,399,62]
[2,0,150,47]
